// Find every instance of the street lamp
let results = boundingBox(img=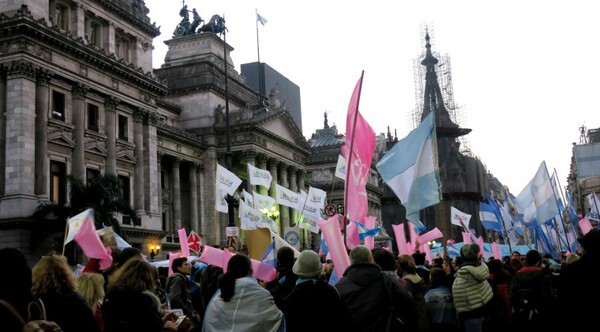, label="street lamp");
[150,245,160,260]
[261,206,280,221]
